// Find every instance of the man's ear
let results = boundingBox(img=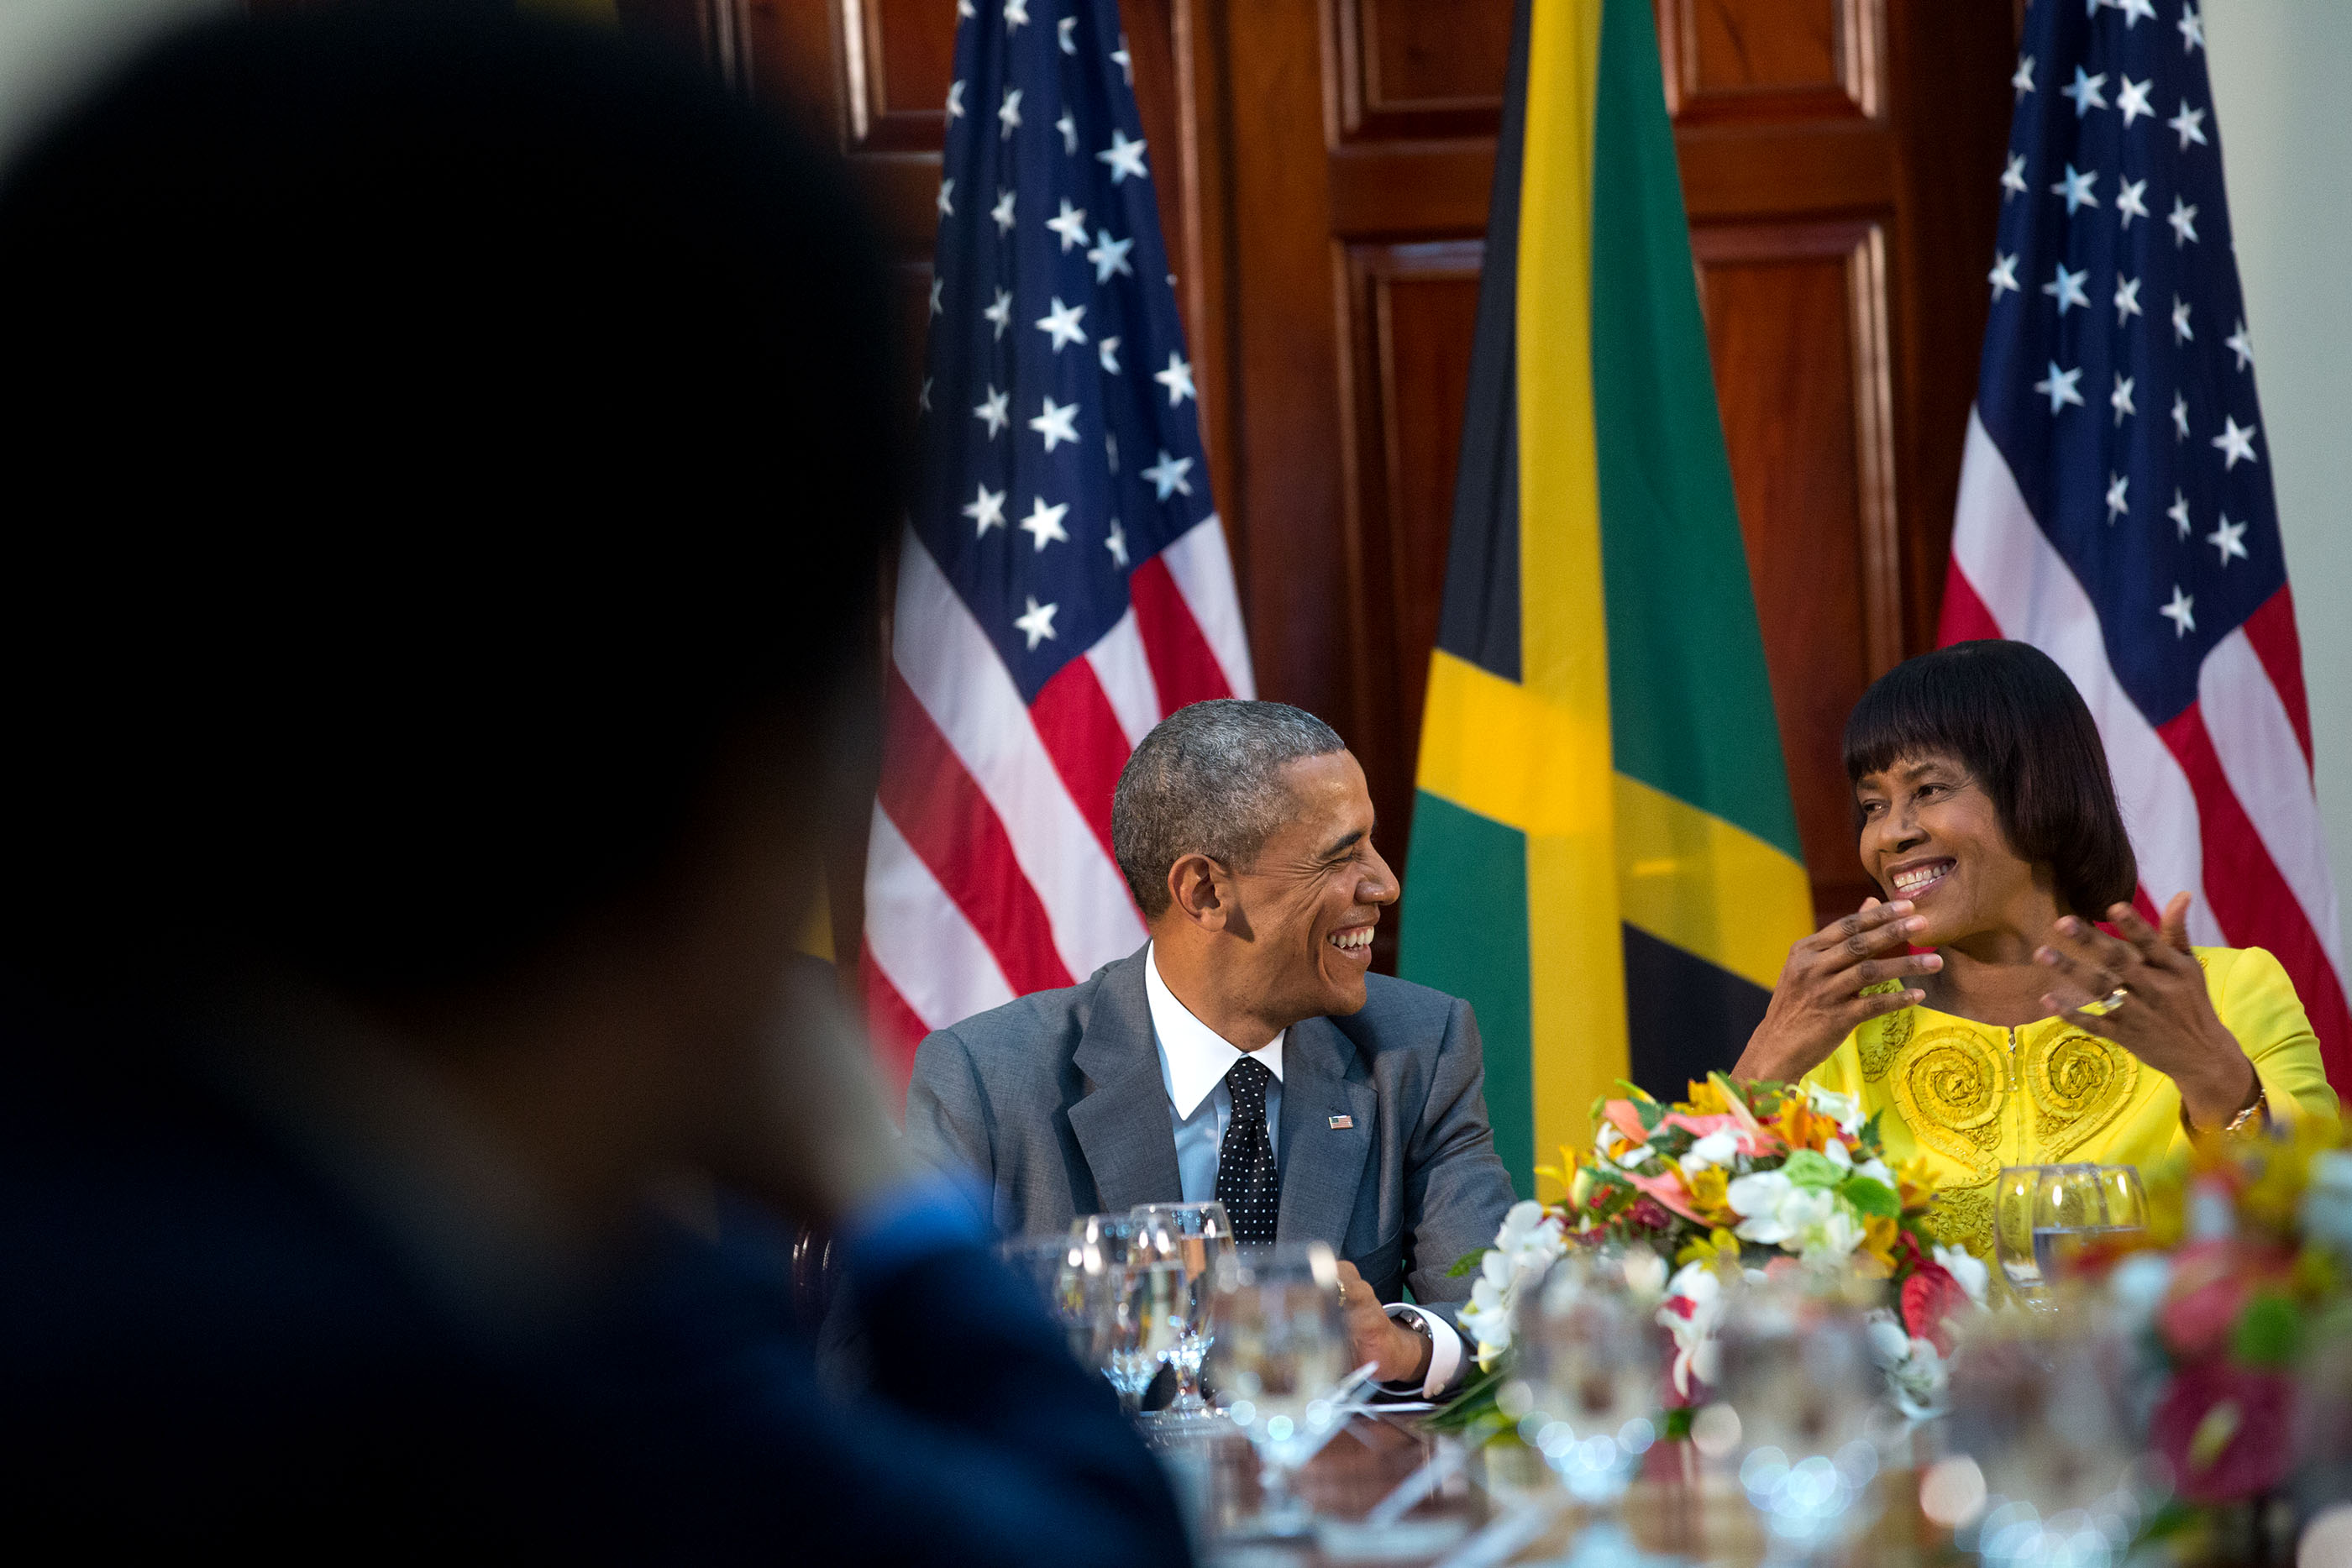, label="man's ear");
[1165,852,1233,932]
